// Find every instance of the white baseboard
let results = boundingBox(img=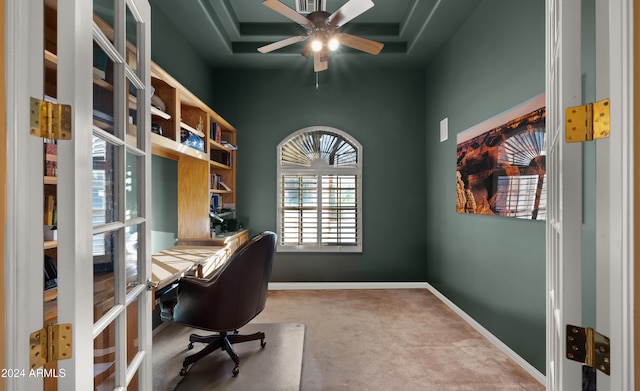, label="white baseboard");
[423,283,546,385]
[269,282,430,290]
[268,281,546,385]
